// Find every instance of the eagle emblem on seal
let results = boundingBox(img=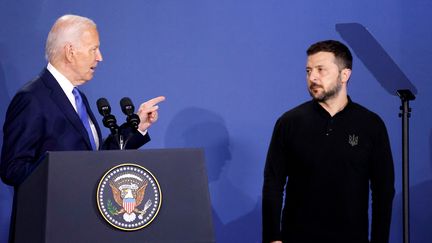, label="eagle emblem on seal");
[109,173,153,222]
[97,164,162,231]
